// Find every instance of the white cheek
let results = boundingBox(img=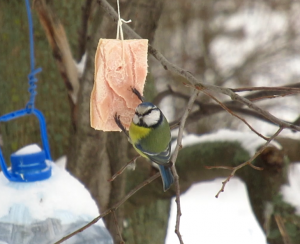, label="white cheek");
[143,110,160,126]
[133,114,139,124]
